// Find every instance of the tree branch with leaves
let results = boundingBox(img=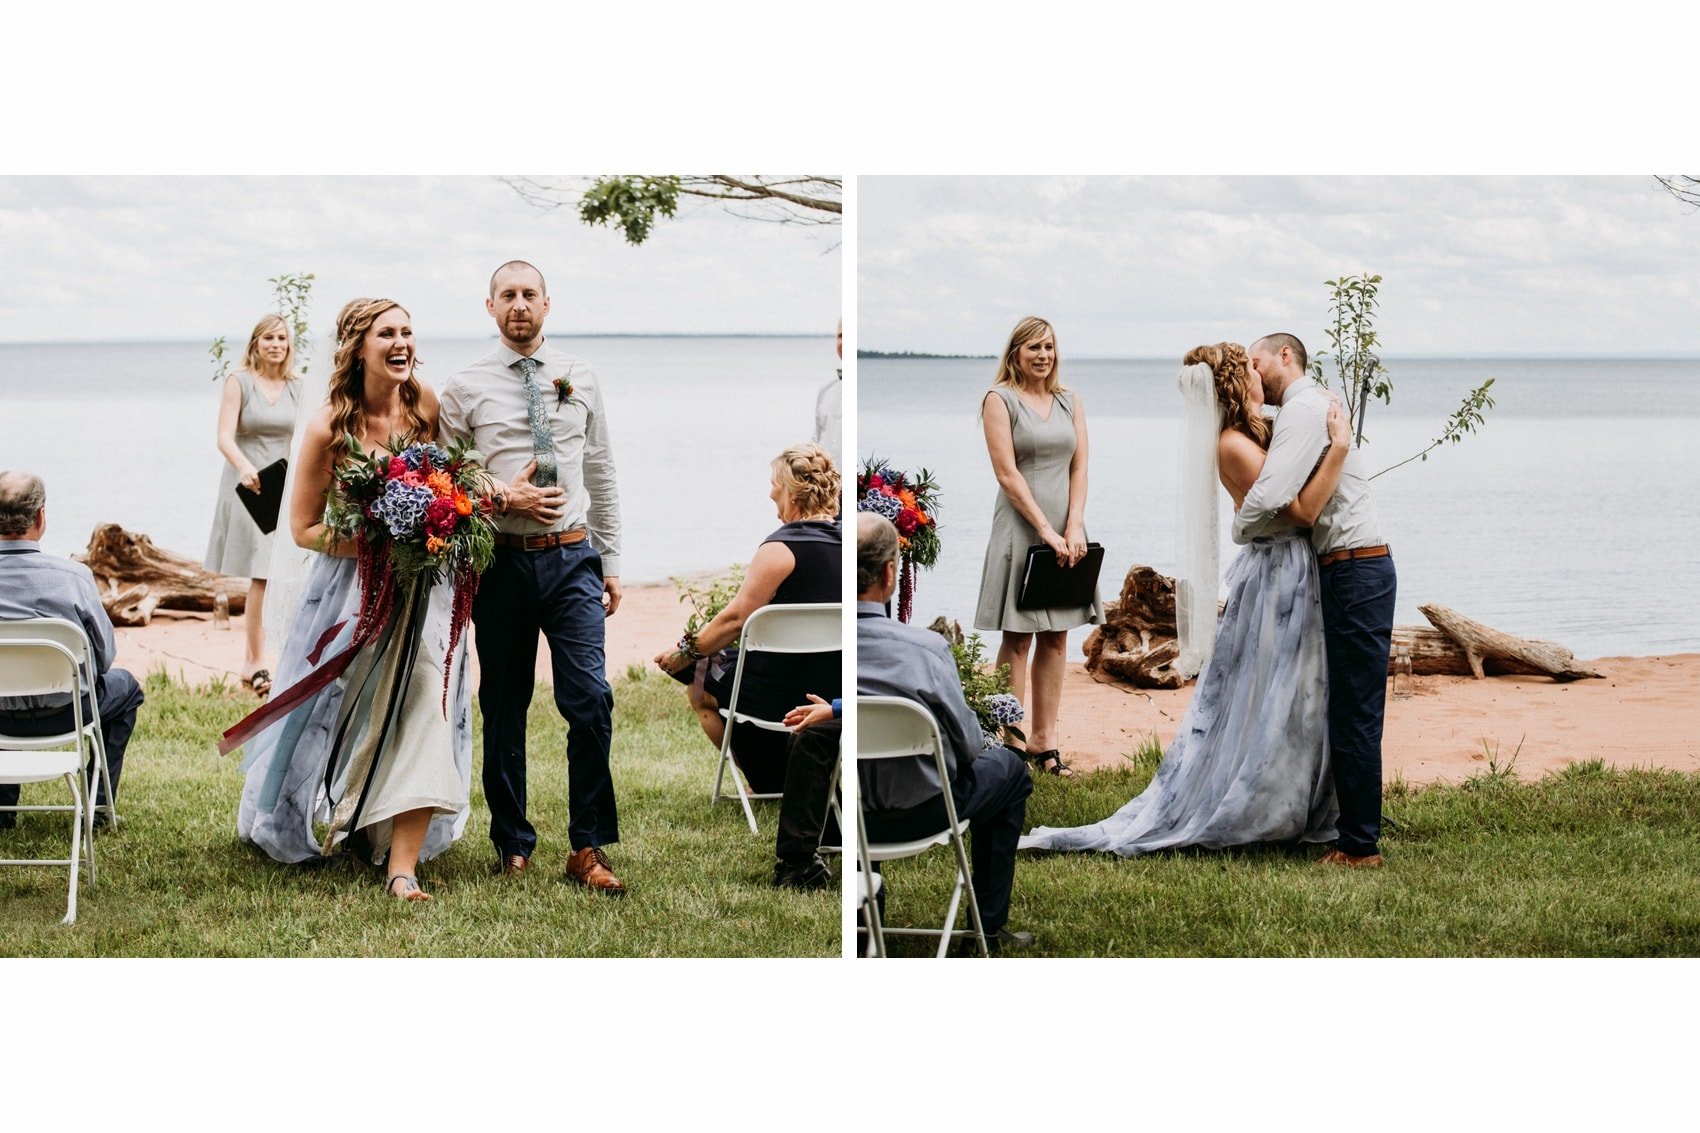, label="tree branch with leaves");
[1308,273,1496,480]
[500,175,841,245]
